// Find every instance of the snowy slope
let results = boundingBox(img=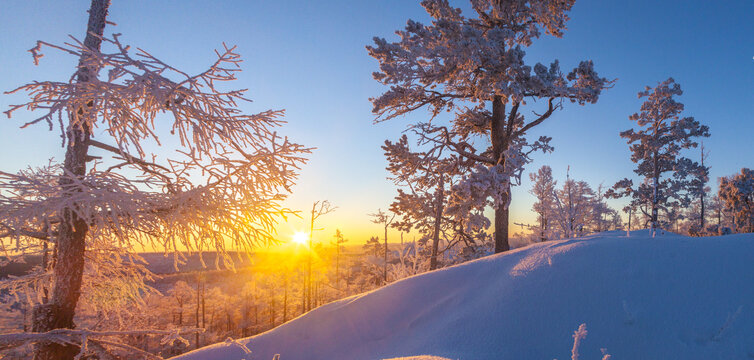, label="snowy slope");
[173,230,754,360]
